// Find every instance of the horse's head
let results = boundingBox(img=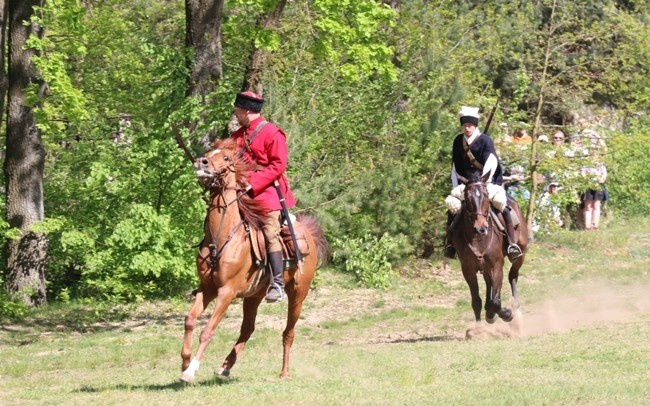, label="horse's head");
[194,139,242,191]
[458,171,491,235]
